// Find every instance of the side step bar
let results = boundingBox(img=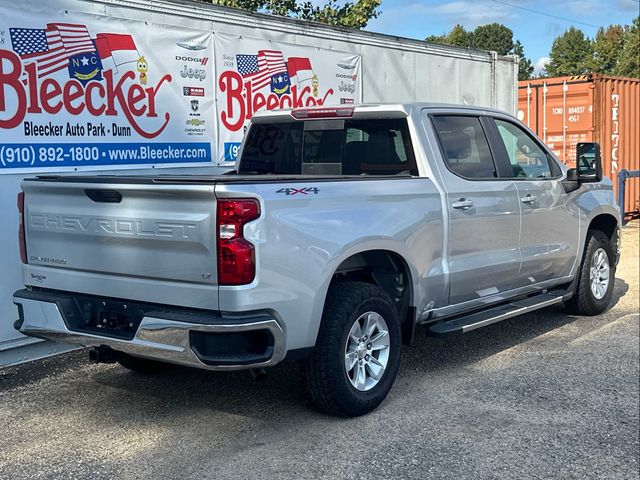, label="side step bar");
[427,293,564,338]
